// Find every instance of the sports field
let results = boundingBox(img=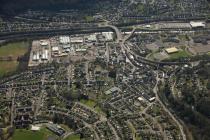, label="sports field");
[64,134,81,140]
[0,41,29,77]
[0,41,29,57]
[11,128,56,140]
[0,61,19,77]
[169,50,191,60]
